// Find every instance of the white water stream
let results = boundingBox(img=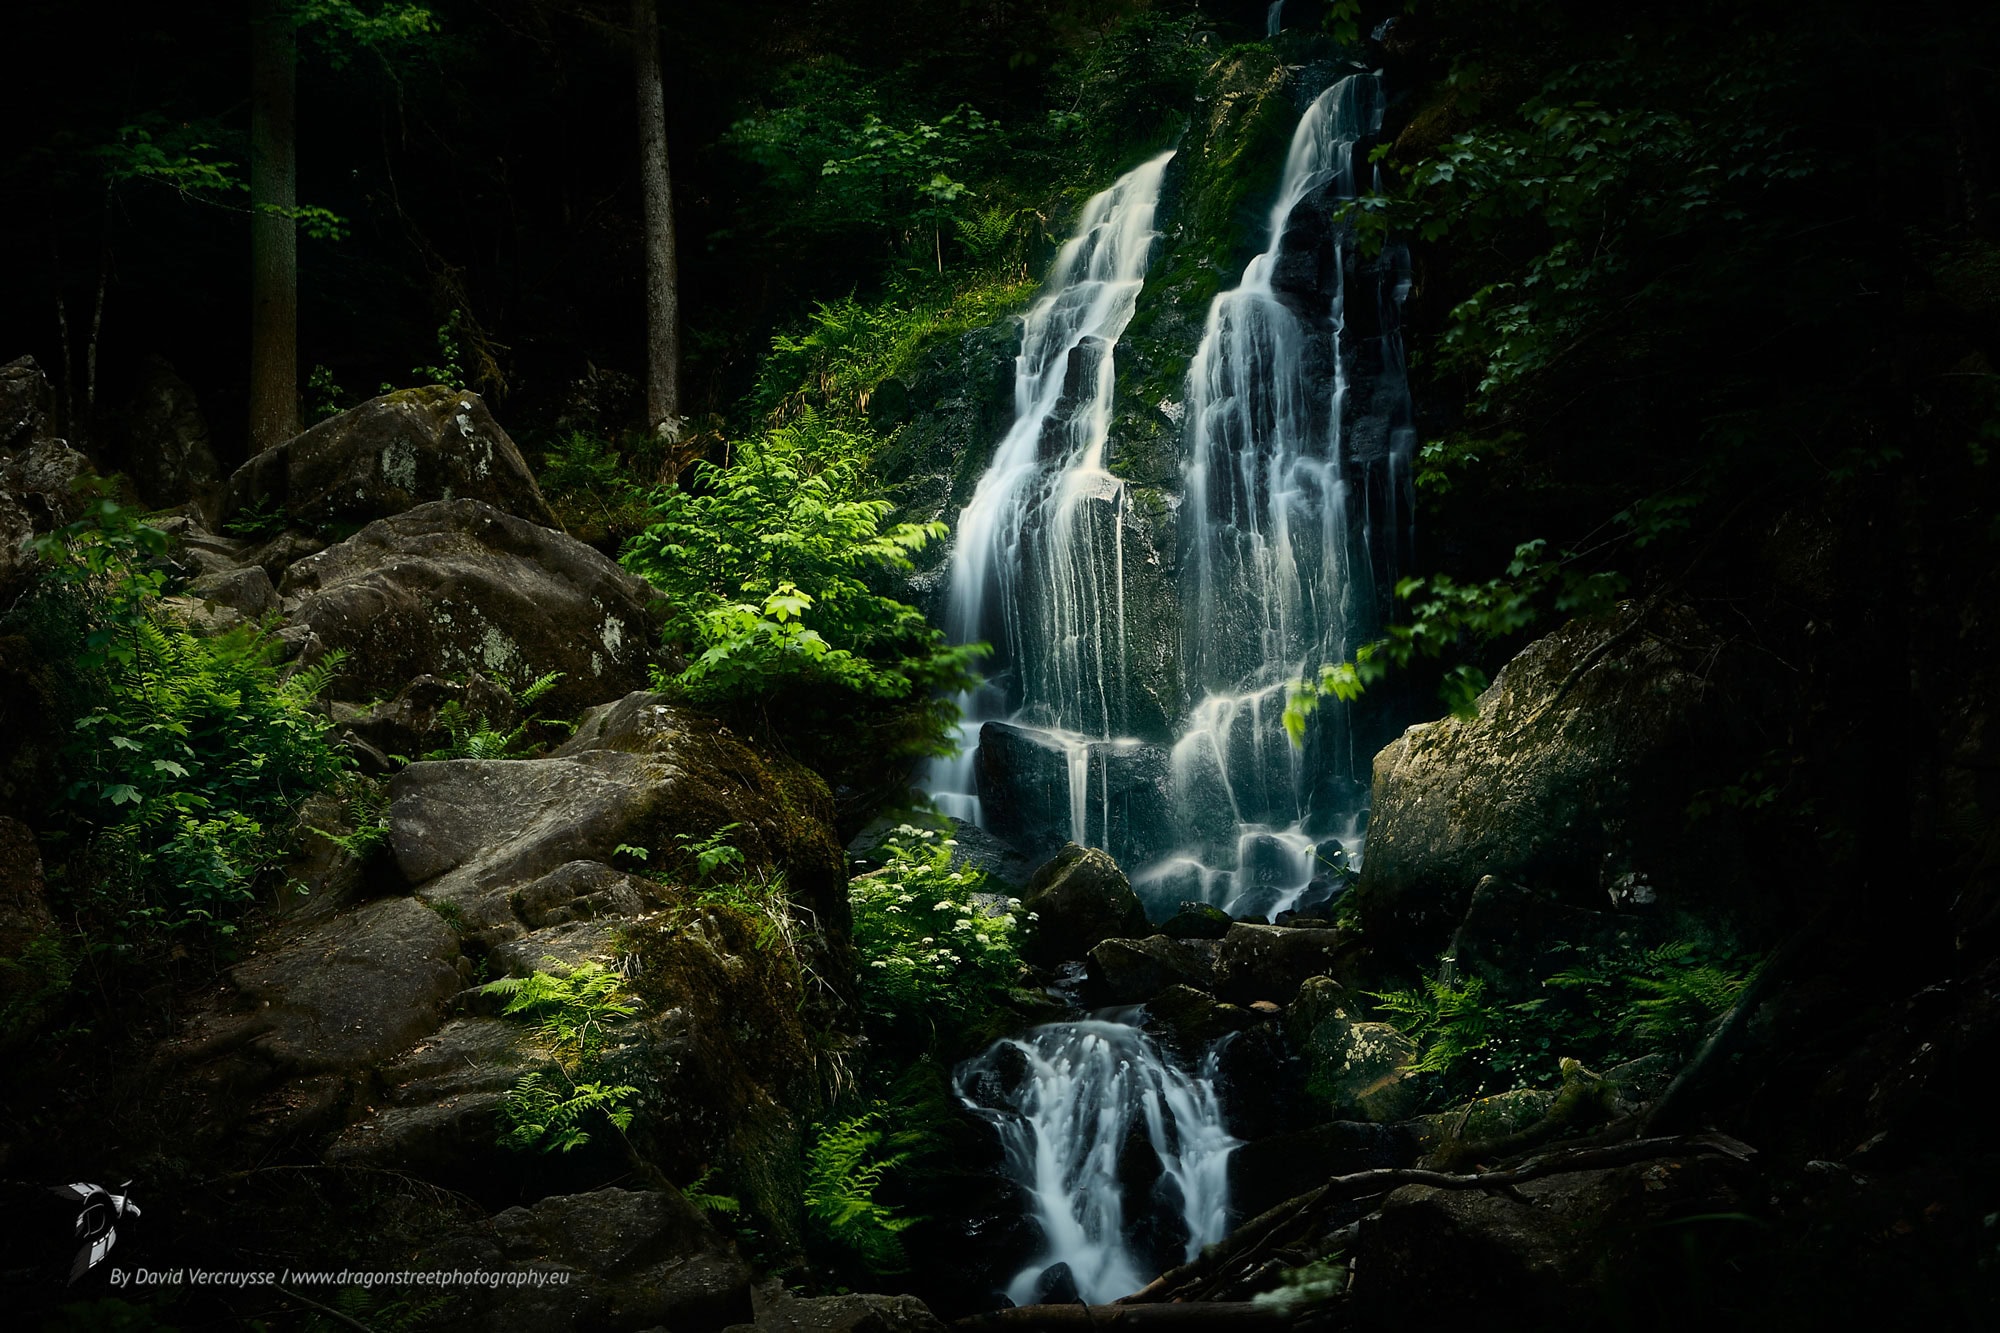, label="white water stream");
[956,1019,1238,1305]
